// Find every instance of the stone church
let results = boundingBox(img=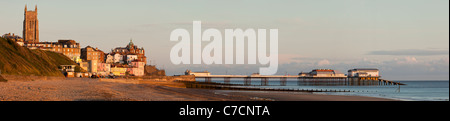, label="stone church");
[23,5,39,43]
